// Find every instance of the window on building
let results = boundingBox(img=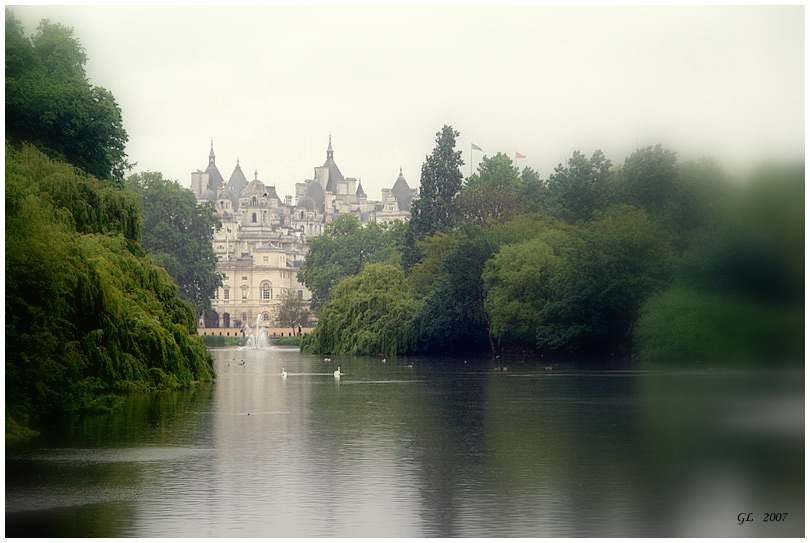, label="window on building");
[261,282,272,301]
[224,289,230,300]
[252,213,257,223]
[242,276,248,281]
[242,286,249,300]
[298,290,303,300]
[263,256,269,262]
